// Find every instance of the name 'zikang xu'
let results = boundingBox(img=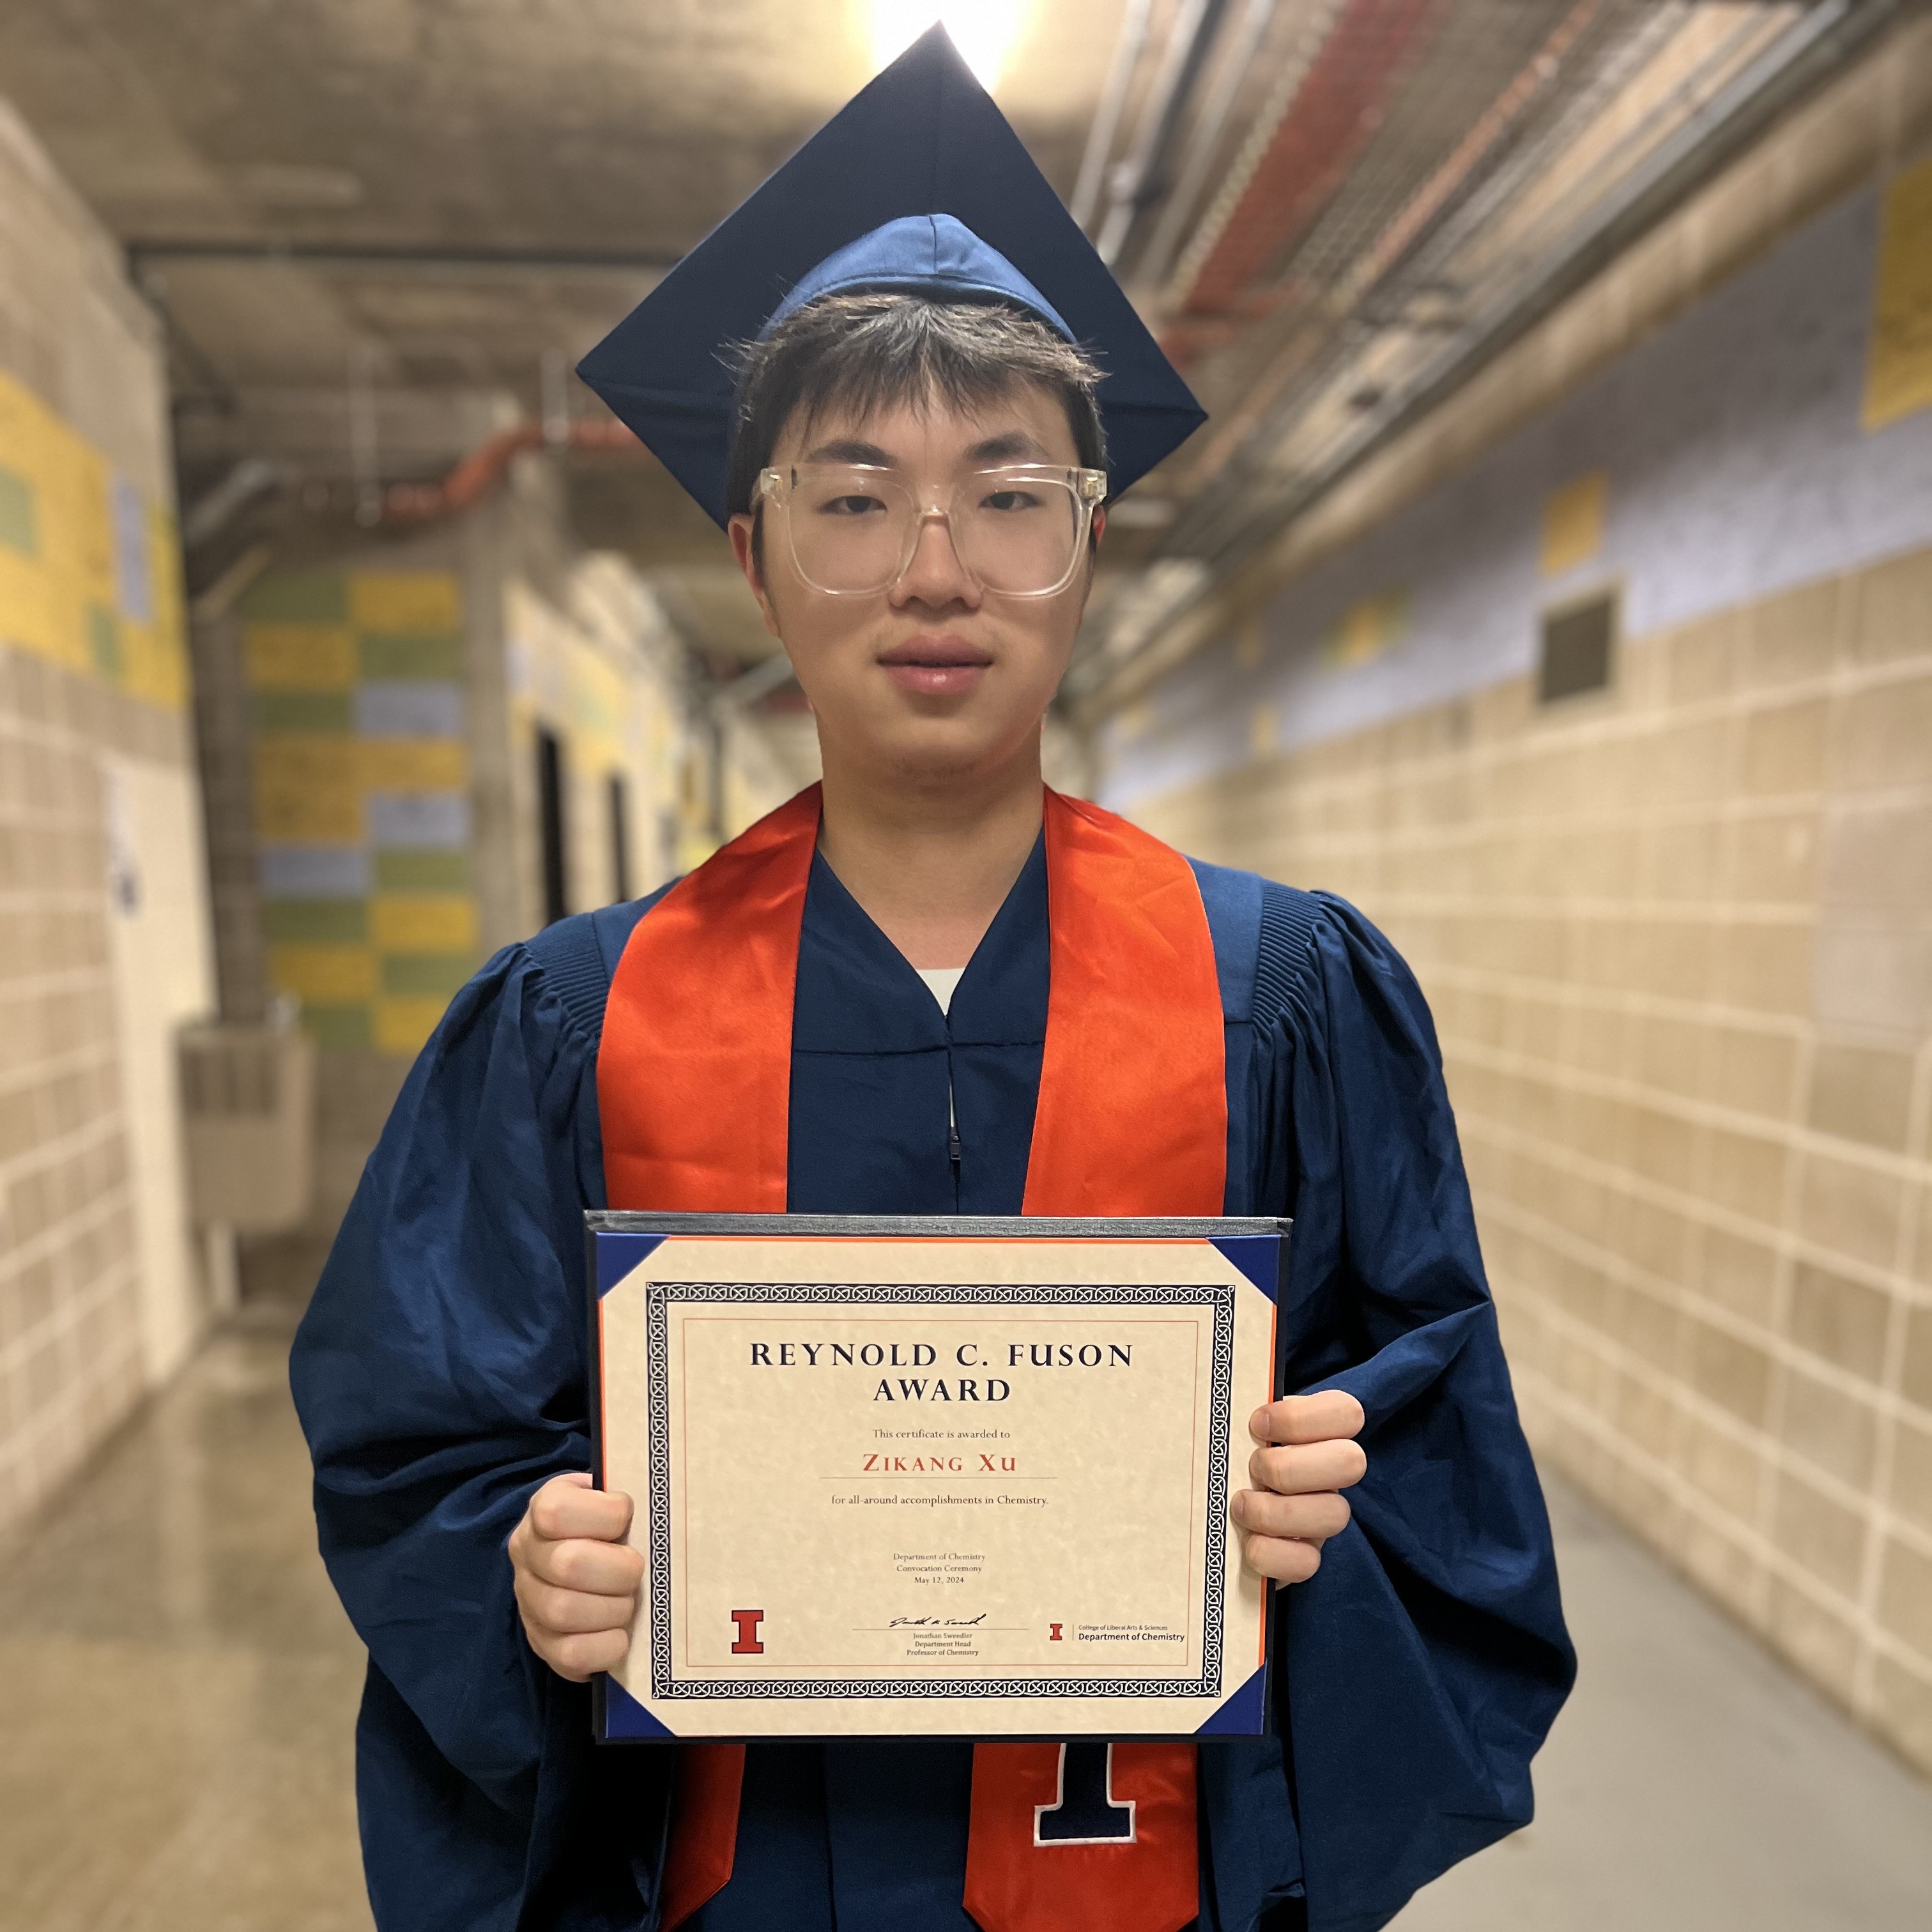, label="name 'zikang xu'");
[746,1338,1134,1403]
